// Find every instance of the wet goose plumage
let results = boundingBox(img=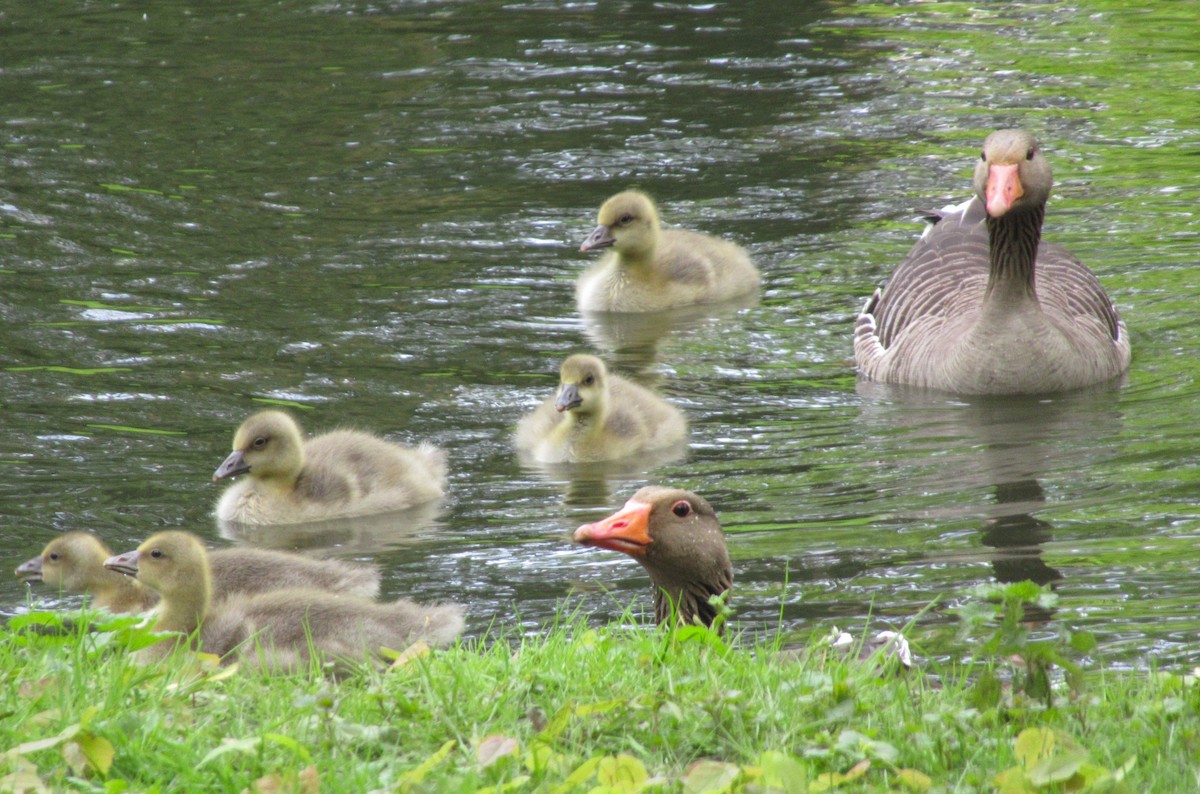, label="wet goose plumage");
[854,129,1131,394]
